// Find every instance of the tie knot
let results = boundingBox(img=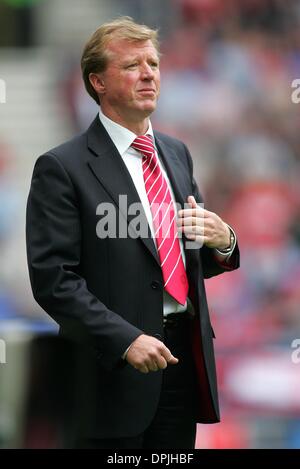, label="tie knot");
[131,135,155,158]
